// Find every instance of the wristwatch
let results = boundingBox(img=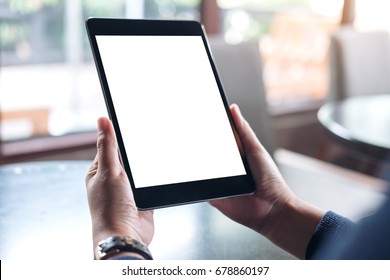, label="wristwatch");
[95,236,153,260]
